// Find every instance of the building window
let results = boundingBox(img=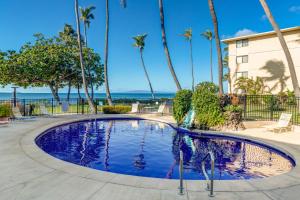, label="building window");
[236,71,248,79]
[236,55,248,64]
[236,39,249,48]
